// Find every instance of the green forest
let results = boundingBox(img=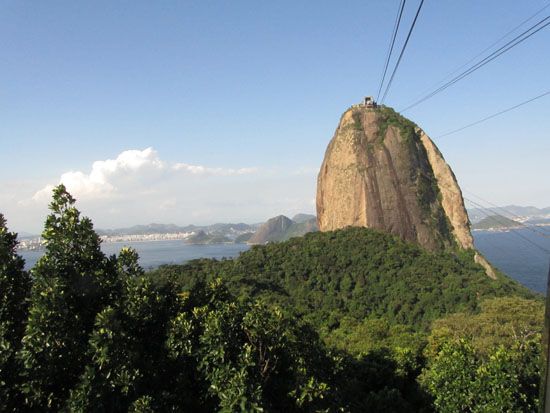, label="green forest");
[0,185,545,412]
